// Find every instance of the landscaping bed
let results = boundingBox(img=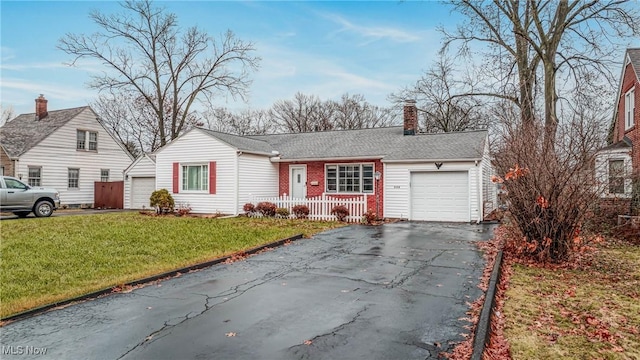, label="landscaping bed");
[0,213,343,318]
[501,242,640,359]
